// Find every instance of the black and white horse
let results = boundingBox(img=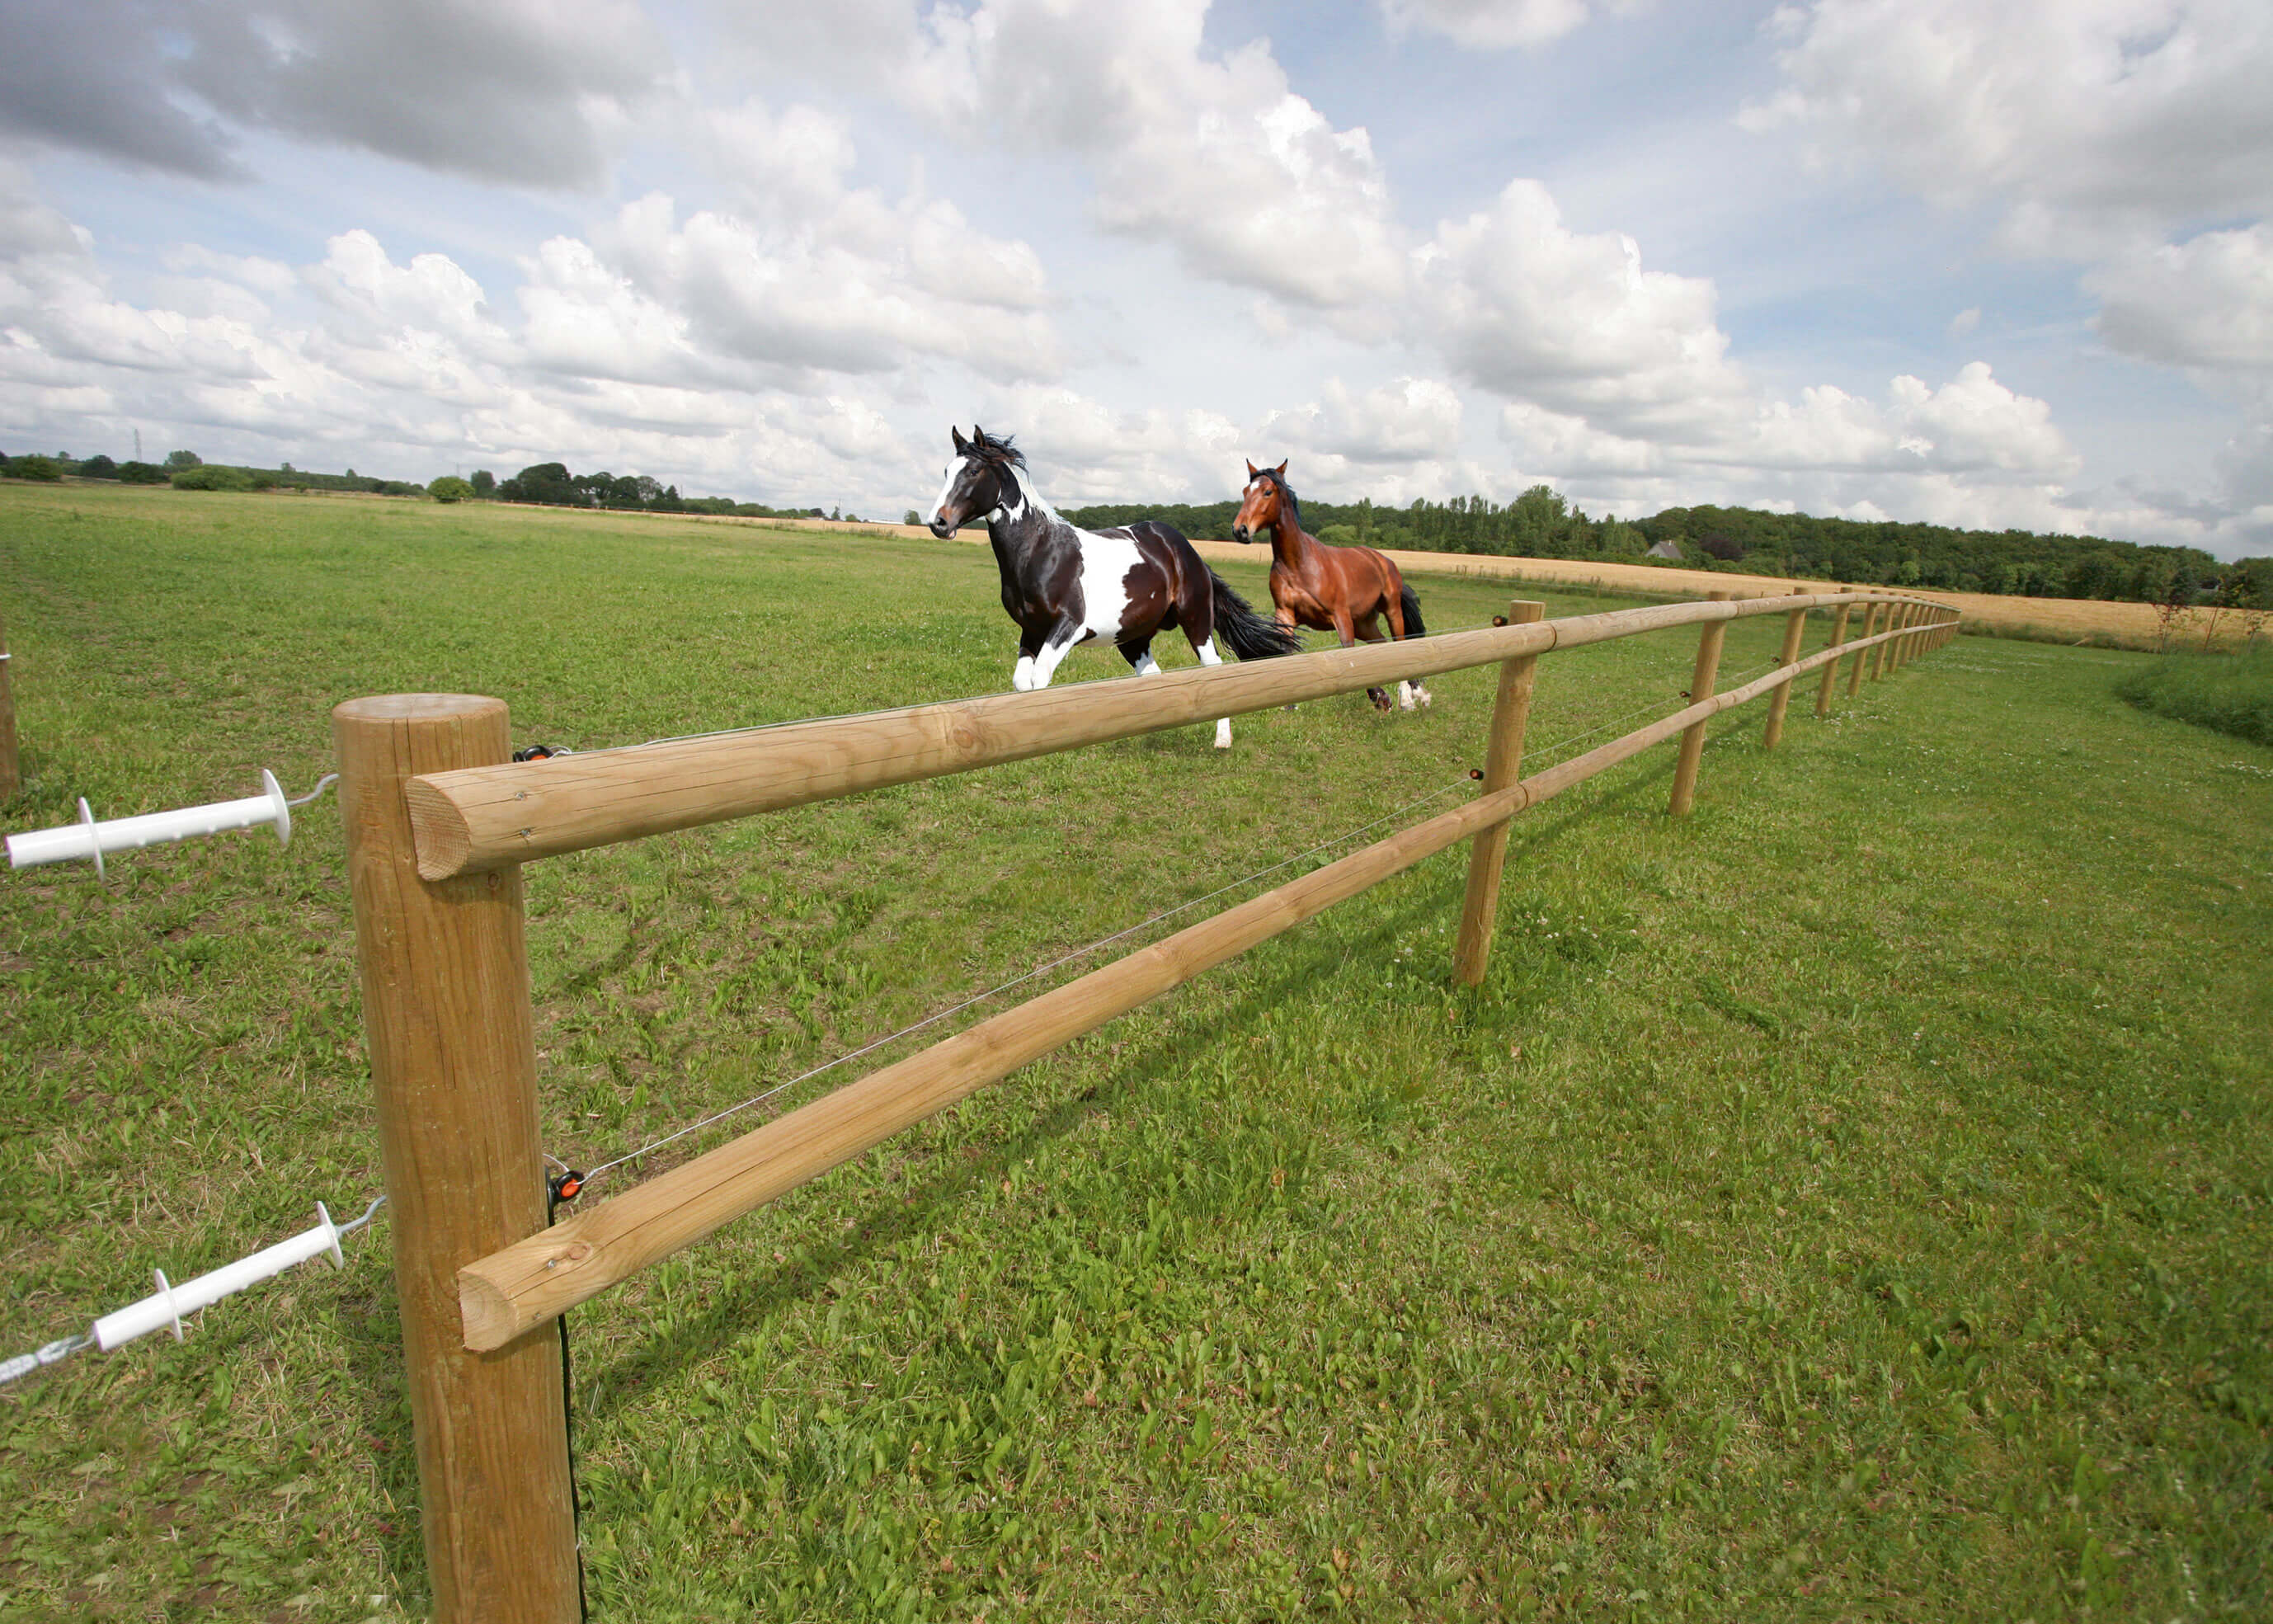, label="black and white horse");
[926,426,1300,746]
